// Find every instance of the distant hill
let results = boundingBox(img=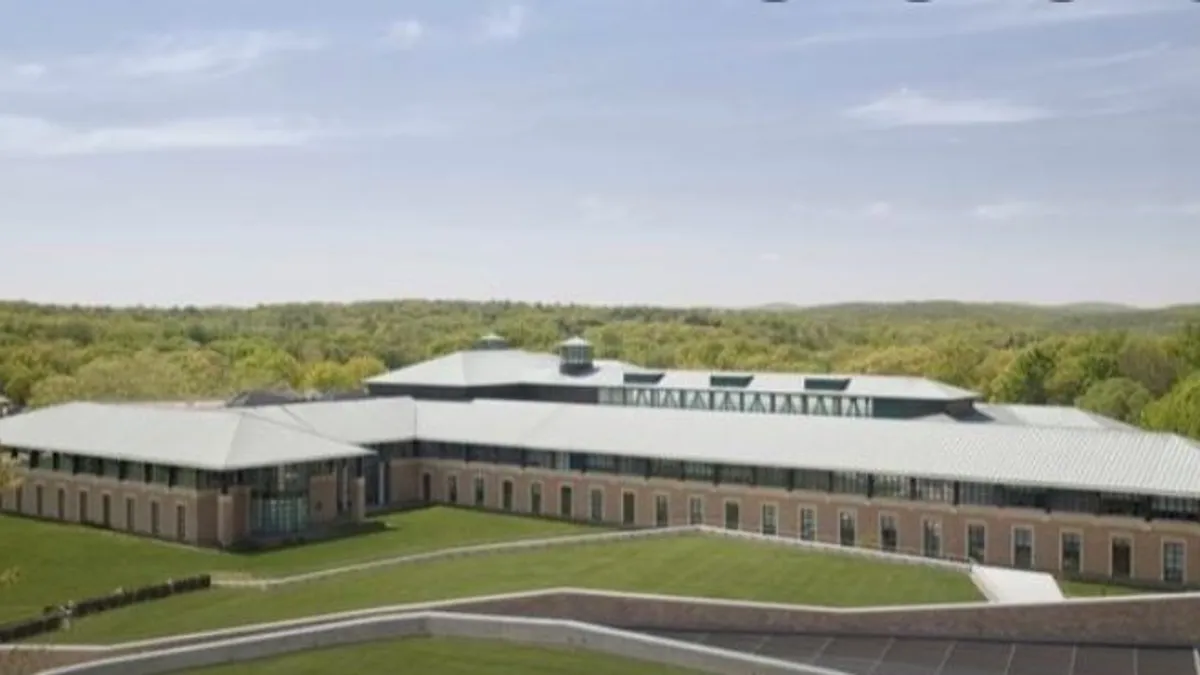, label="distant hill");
[748,301,1200,333]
